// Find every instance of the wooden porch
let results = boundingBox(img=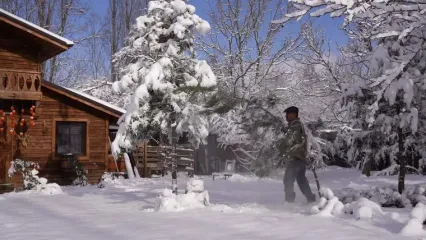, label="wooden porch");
[0,69,42,100]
